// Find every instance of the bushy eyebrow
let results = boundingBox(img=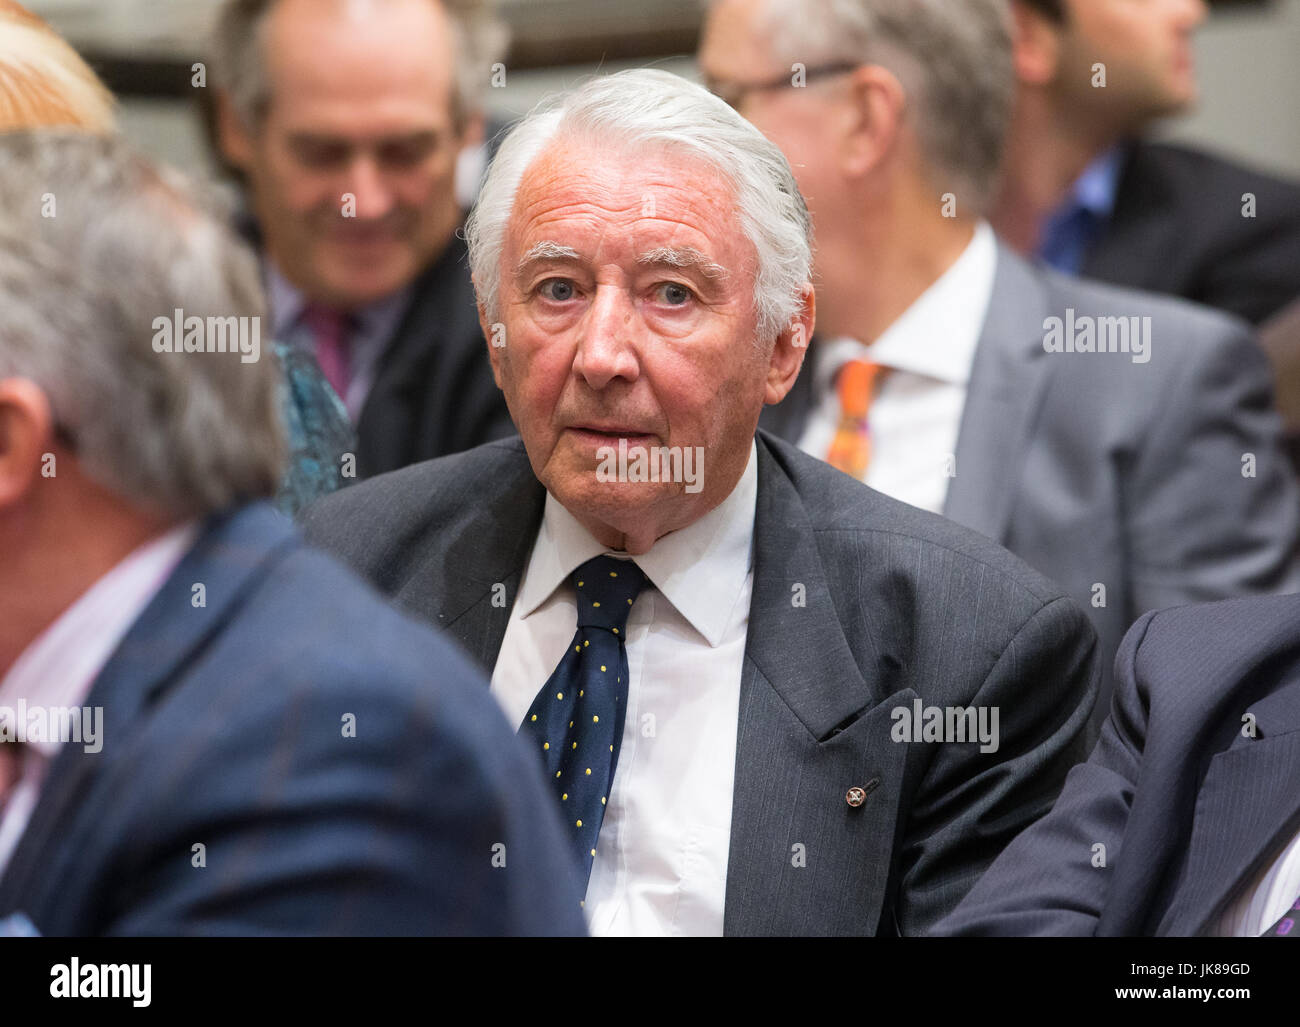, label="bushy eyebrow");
[512,242,729,283]
[515,241,581,276]
[637,247,729,281]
